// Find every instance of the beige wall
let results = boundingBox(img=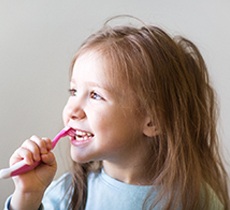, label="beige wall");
[1,0,230,207]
